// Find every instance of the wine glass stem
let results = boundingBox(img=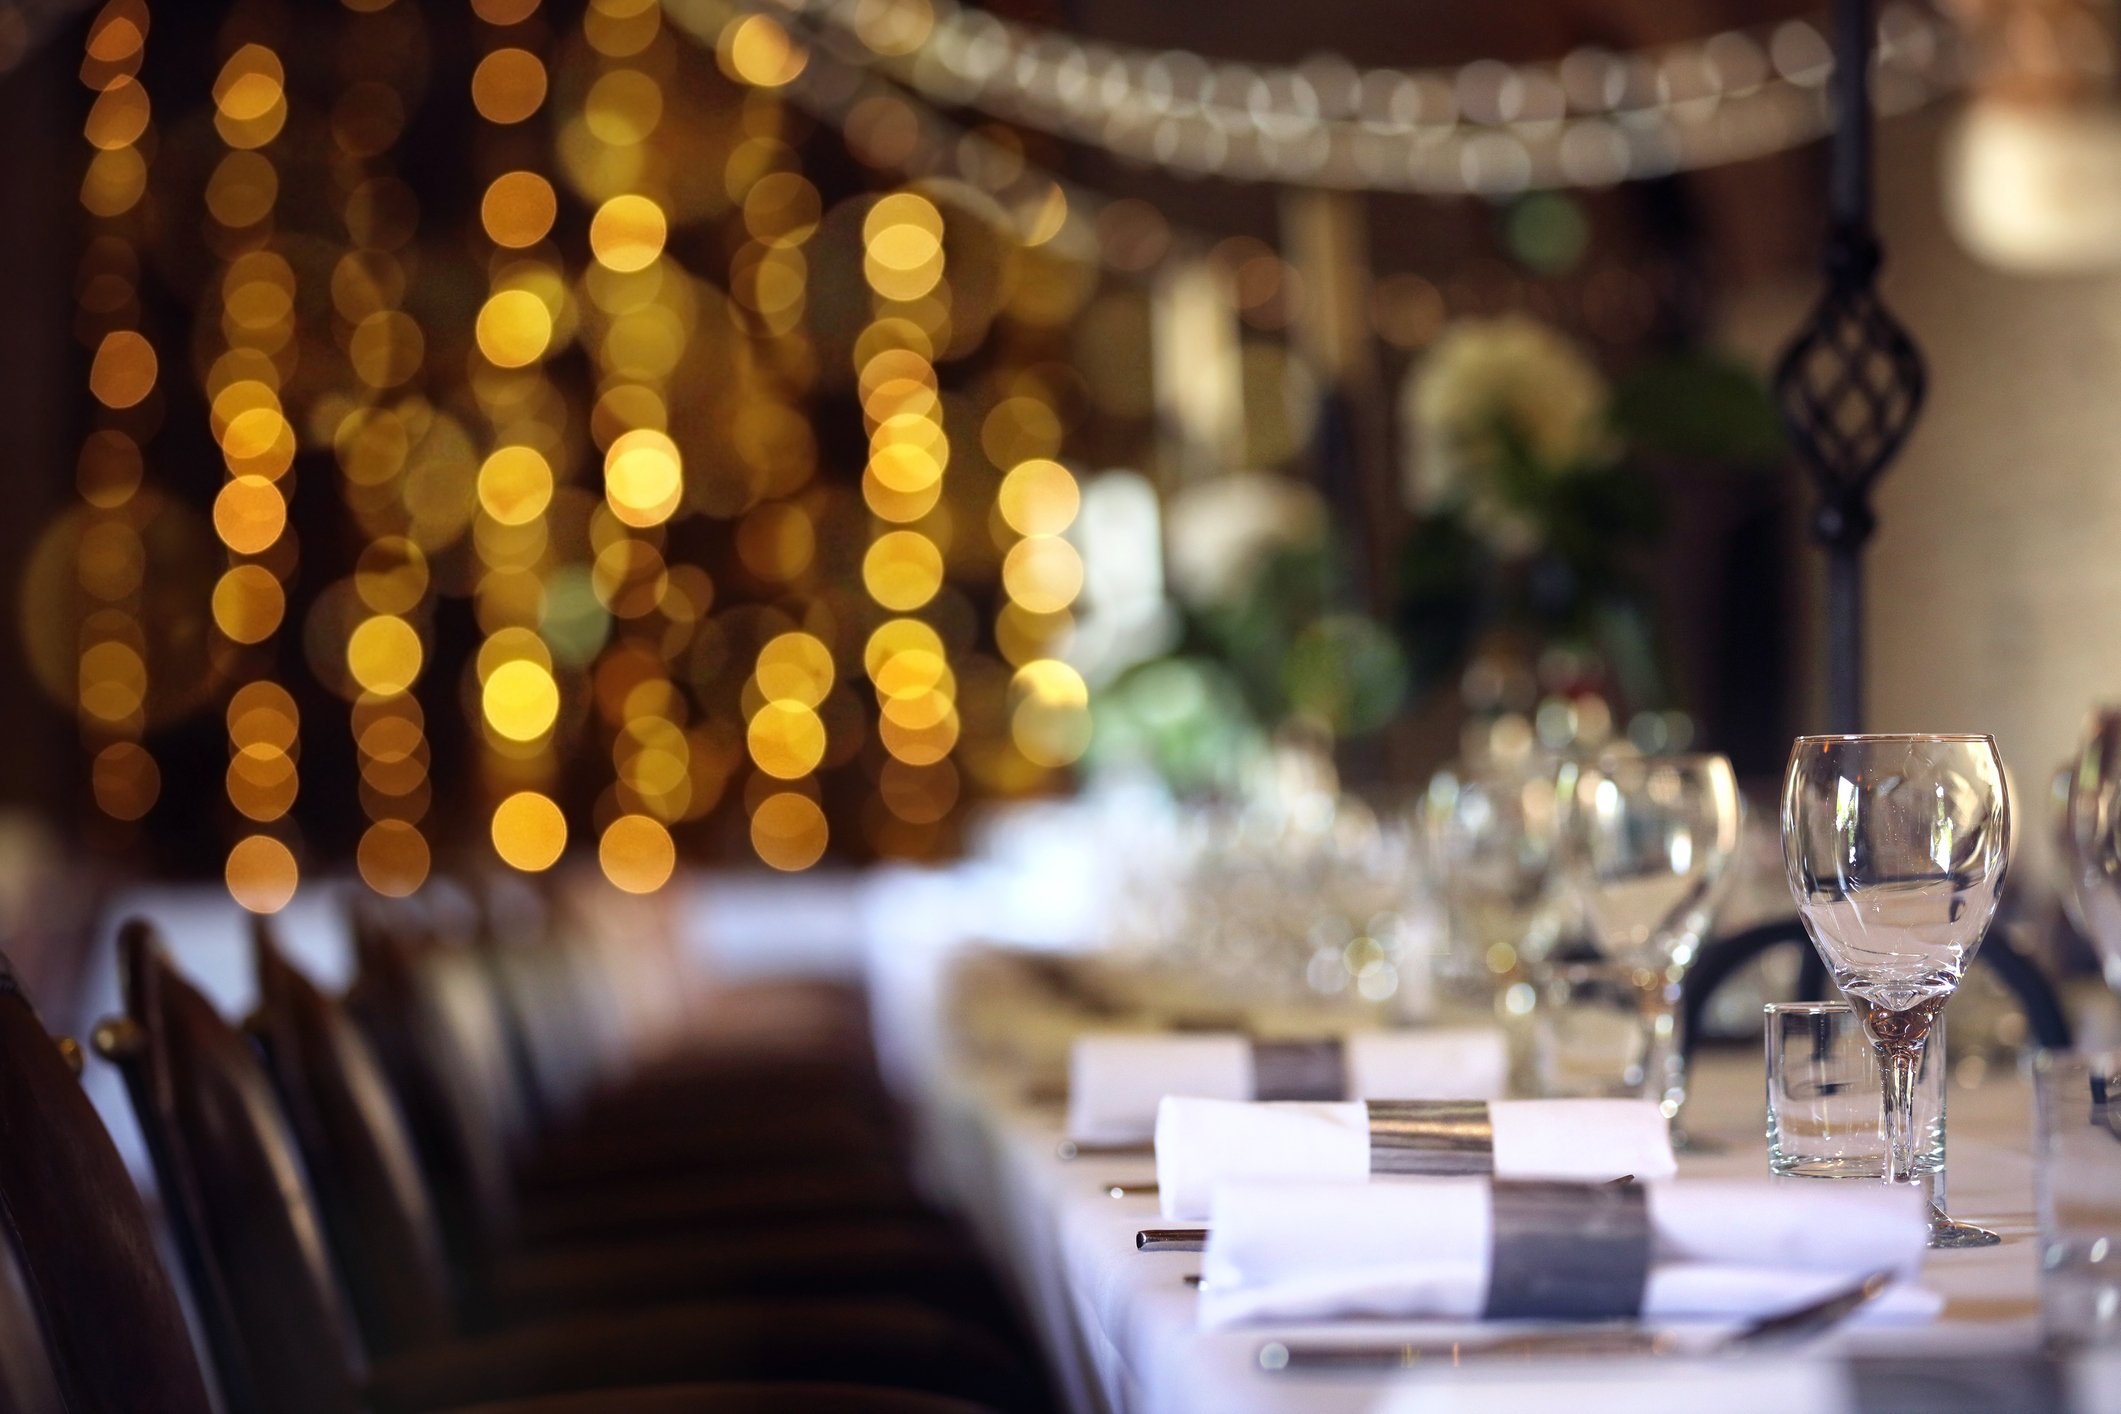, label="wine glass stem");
[1880,1035,1925,1185]
[1635,966,1685,1120]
